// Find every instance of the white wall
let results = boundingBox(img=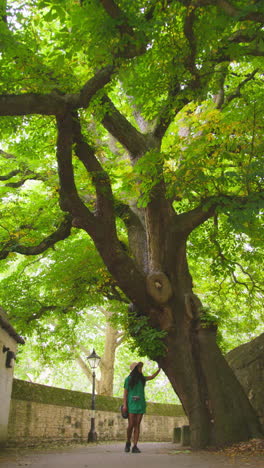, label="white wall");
[0,329,17,446]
